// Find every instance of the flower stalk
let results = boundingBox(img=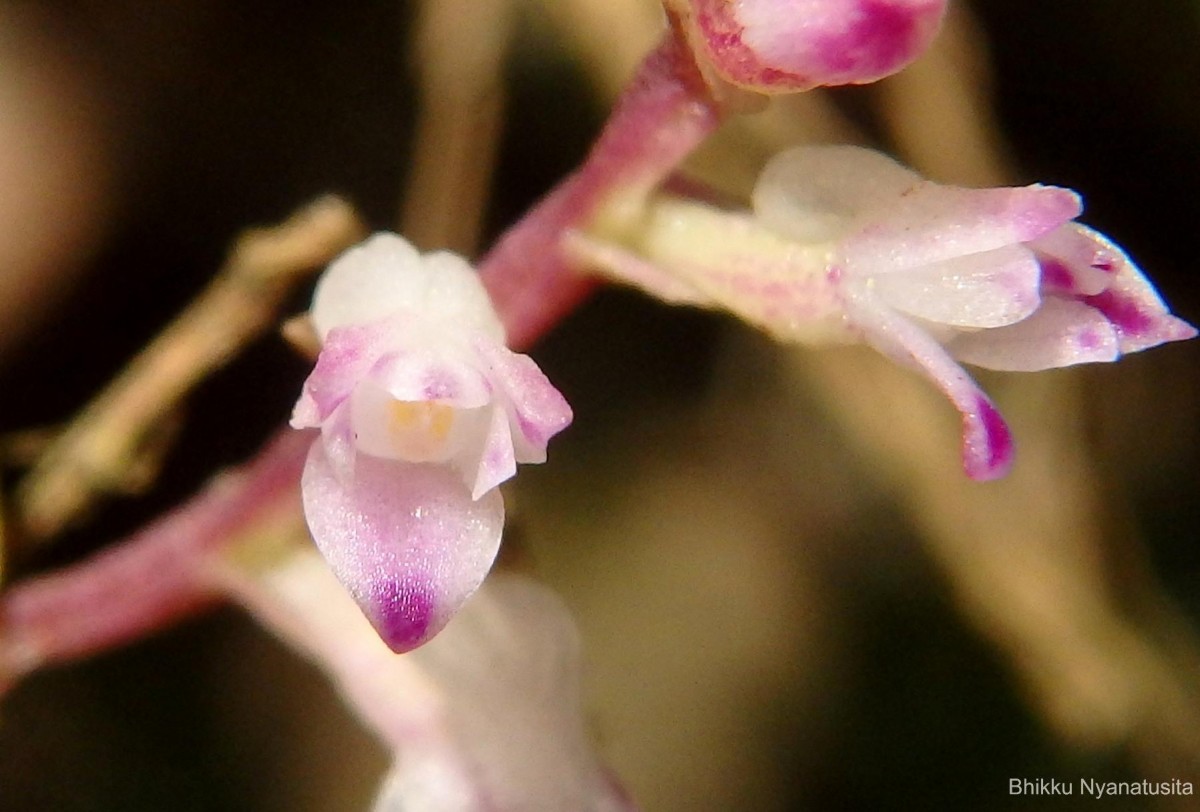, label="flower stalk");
[478,32,722,349]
